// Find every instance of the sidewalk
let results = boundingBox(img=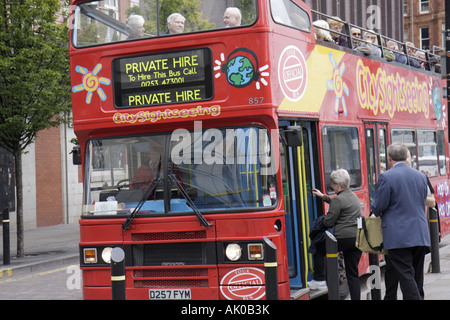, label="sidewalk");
[0,222,449,300]
[0,223,80,275]
[361,233,450,300]
[422,233,450,300]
